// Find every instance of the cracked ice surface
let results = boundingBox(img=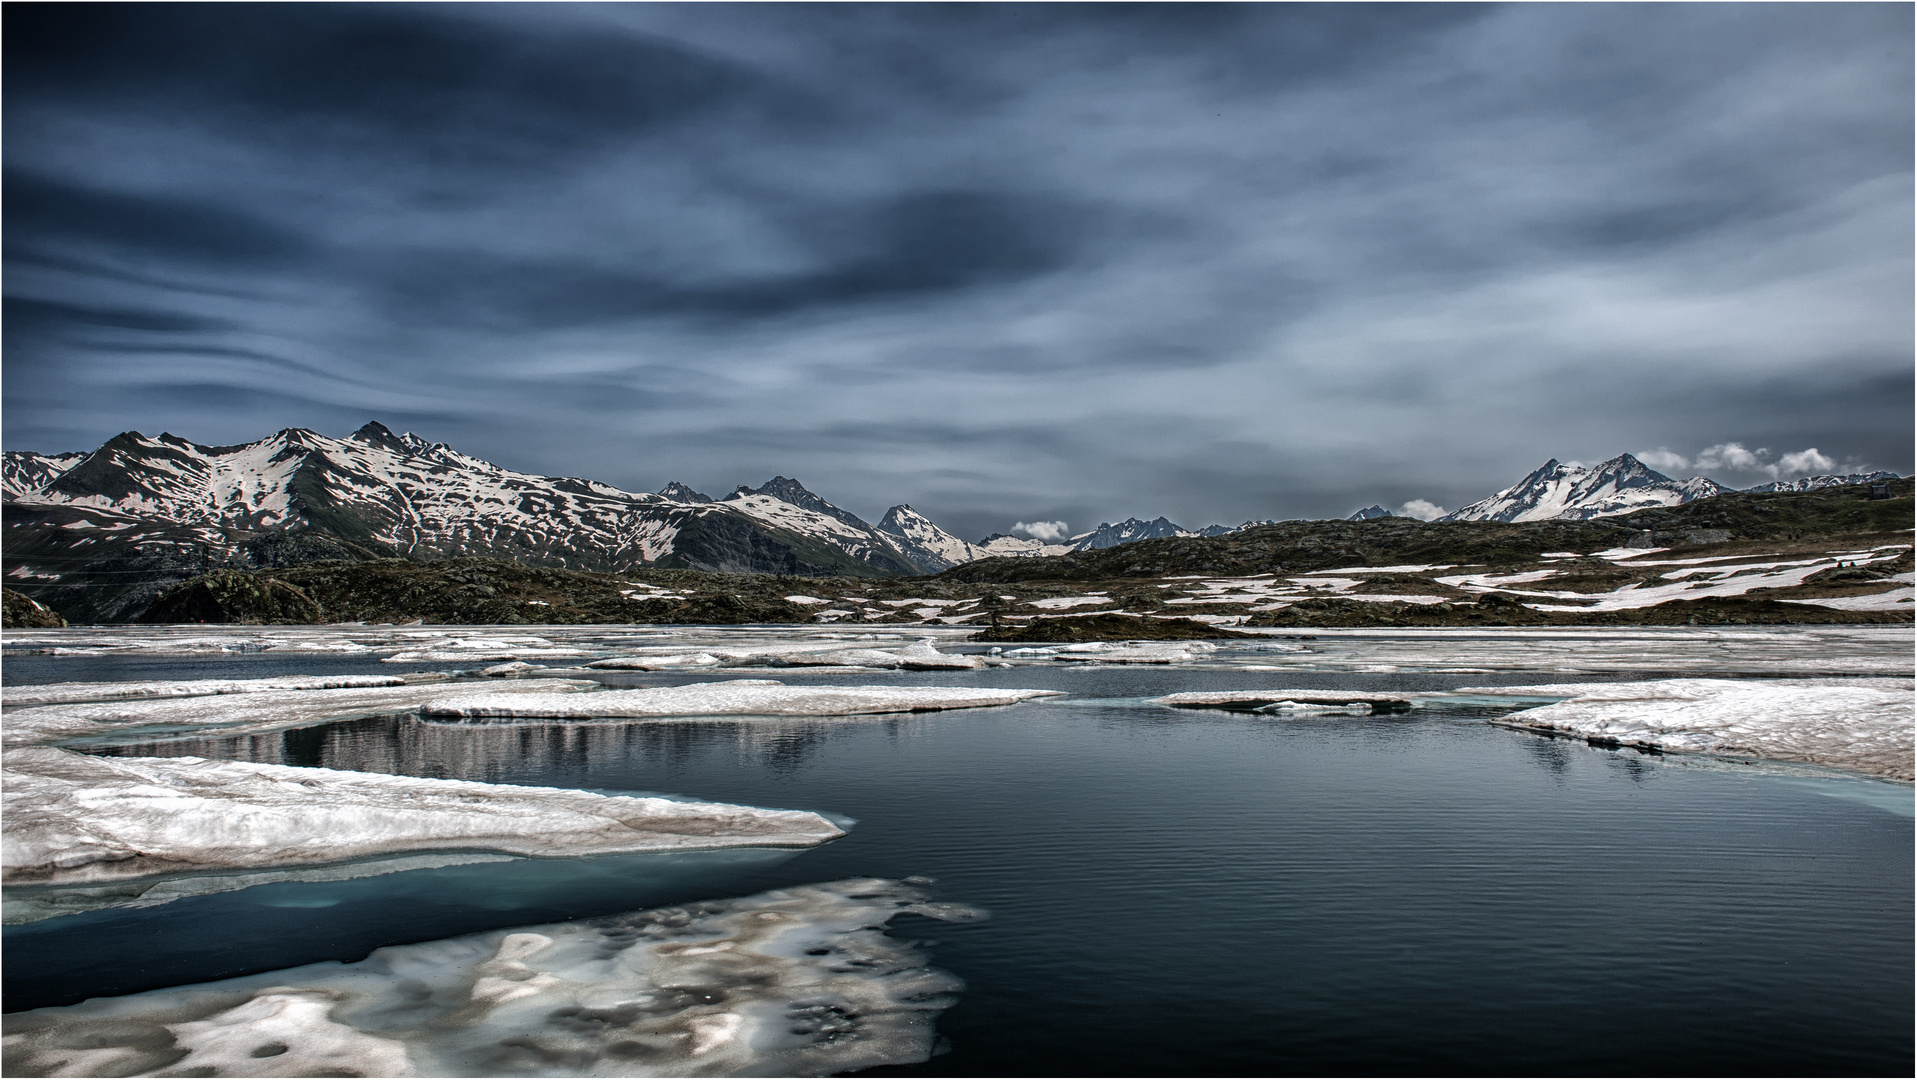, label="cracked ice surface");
[418,681,1060,720]
[1,878,979,1078]
[1476,678,1916,780]
[1,747,844,887]
[3,681,599,747]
